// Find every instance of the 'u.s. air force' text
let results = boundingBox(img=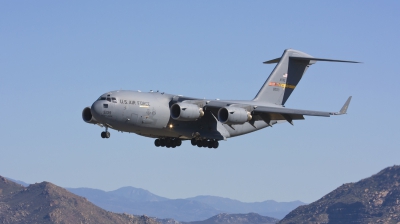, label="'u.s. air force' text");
[120,99,150,106]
